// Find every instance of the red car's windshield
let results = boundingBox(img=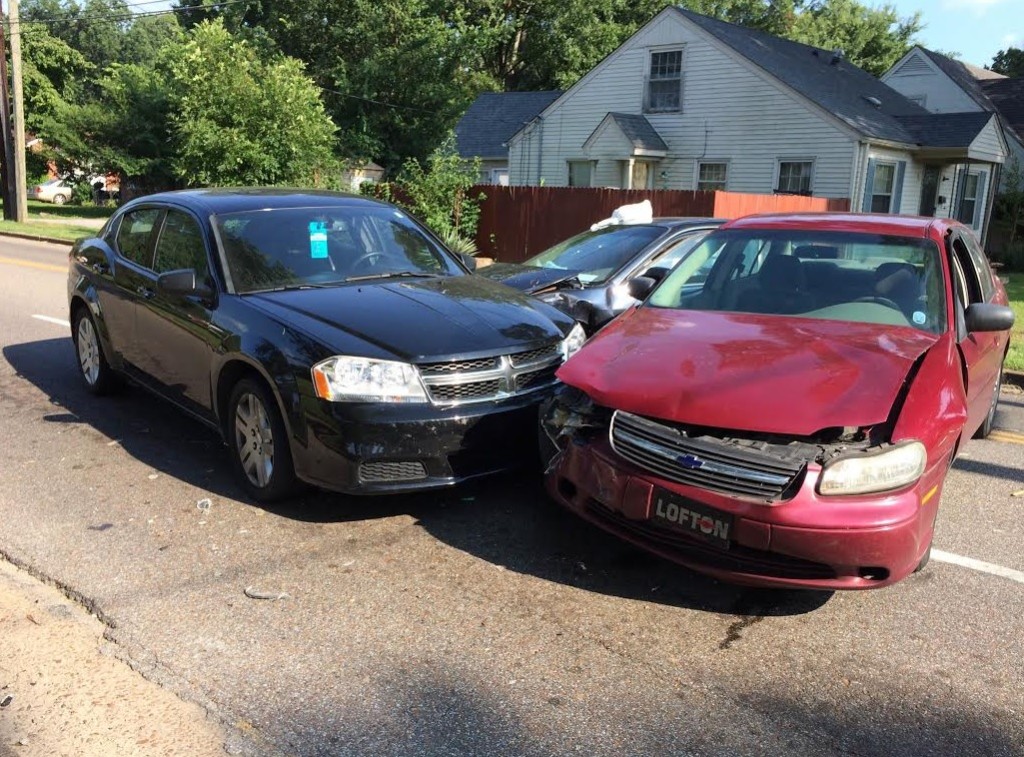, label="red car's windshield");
[647,229,947,334]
